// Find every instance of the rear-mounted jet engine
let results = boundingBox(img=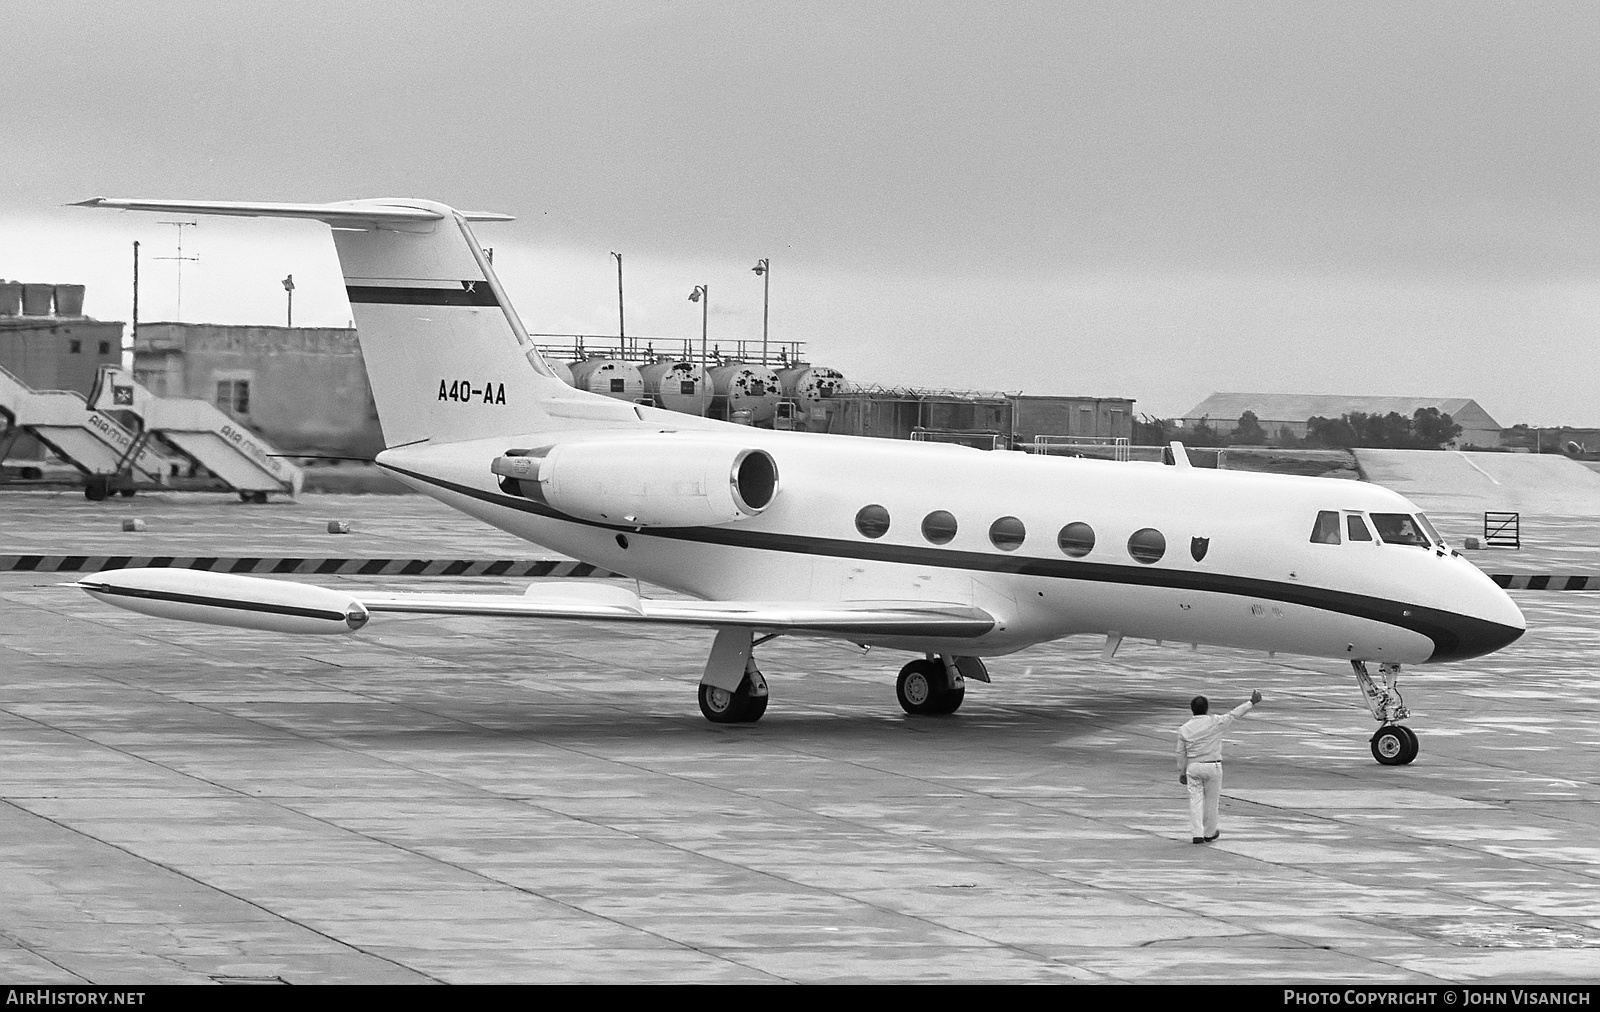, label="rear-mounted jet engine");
[492,438,778,528]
